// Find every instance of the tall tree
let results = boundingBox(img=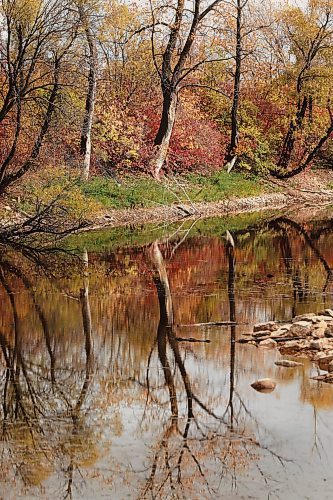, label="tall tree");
[226,0,246,167]
[271,1,333,178]
[0,0,78,194]
[76,0,98,180]
[149,0,225,180]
